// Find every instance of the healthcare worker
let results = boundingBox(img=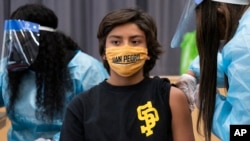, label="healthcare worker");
[172,0,250,141]
[0,4,108,141]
